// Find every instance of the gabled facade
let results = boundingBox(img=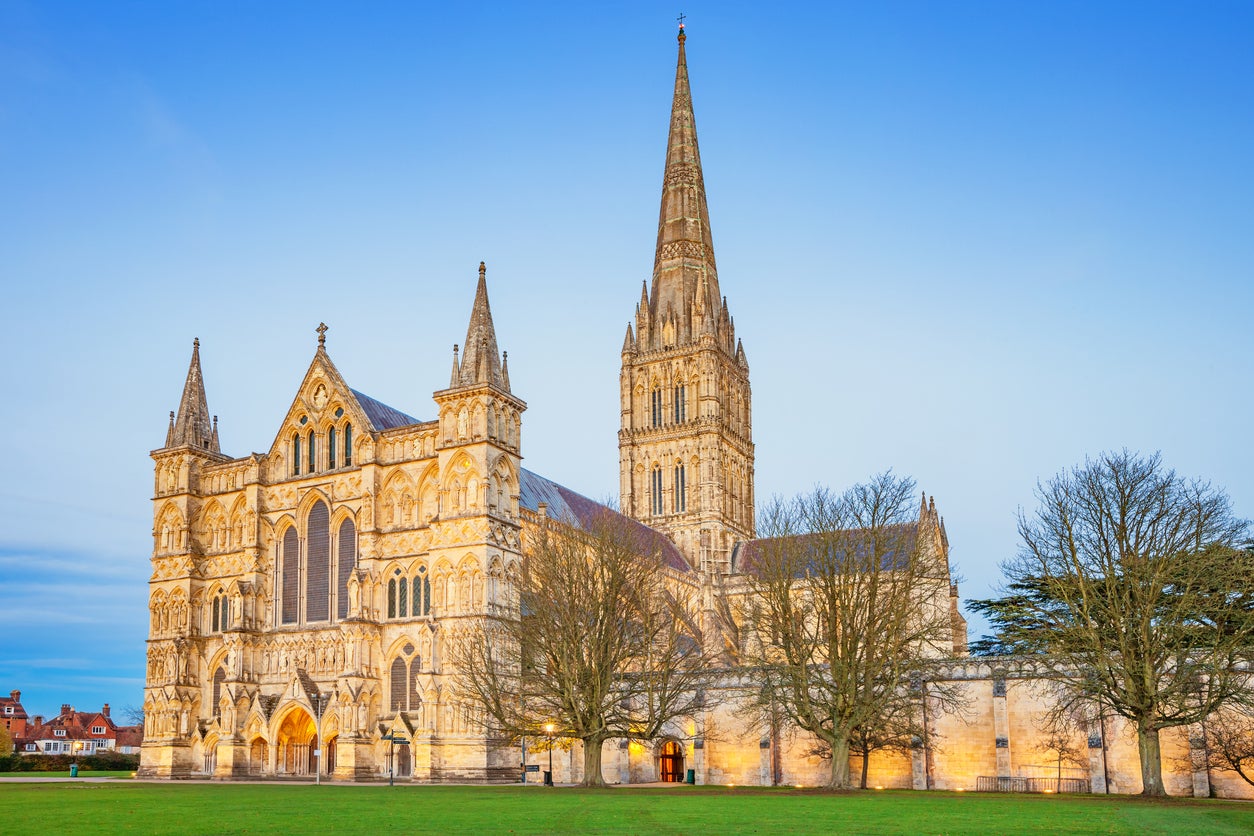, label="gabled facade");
[1,689,30,741]
[140,266,539,780]
[20,703,118,756]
